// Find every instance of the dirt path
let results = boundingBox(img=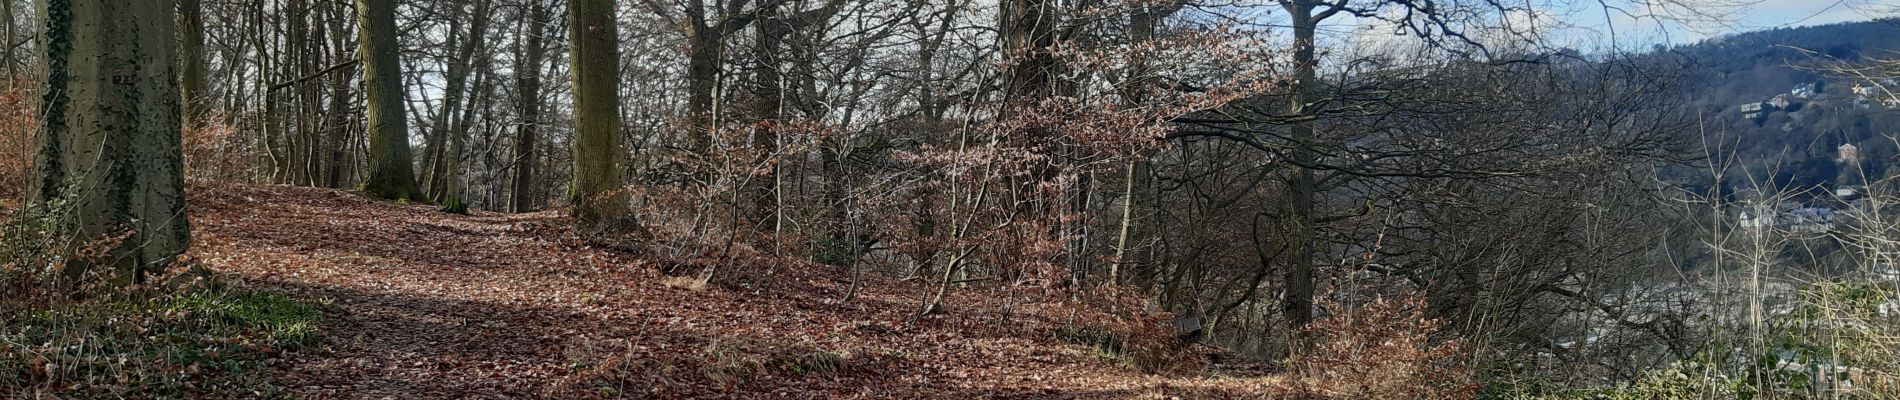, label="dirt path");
[185,184,1274,399]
